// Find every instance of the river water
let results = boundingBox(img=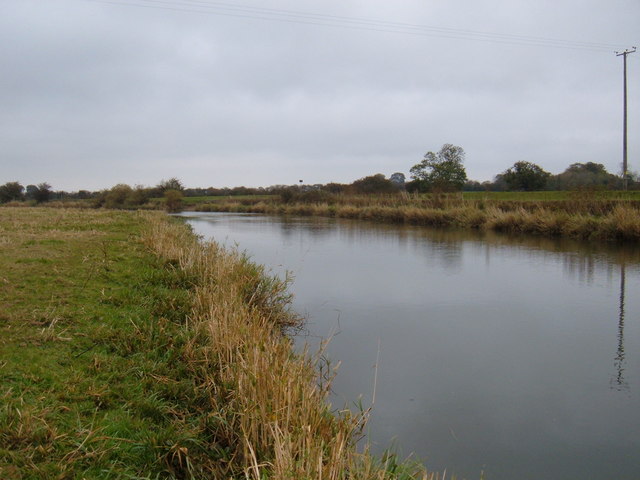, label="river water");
[179,212,640,480]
